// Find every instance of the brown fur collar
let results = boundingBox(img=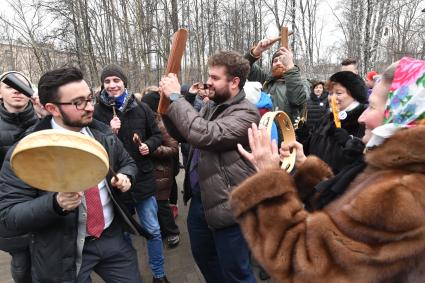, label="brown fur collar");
[366,126,425,173]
